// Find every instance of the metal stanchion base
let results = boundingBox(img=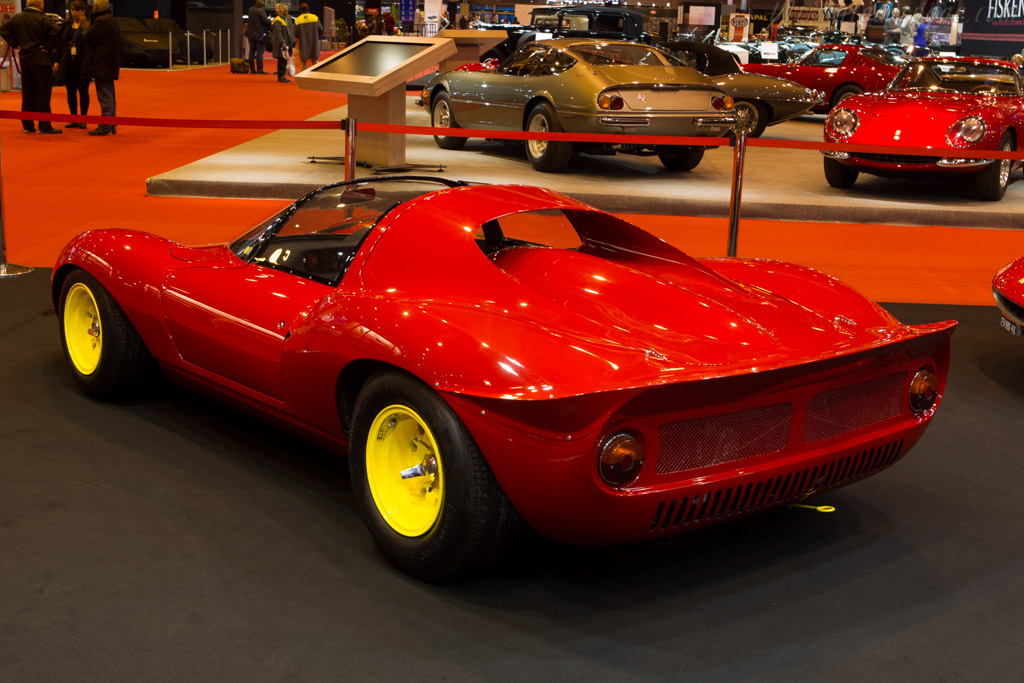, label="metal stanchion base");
[307,157,445,174]
[0,263,33,278]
